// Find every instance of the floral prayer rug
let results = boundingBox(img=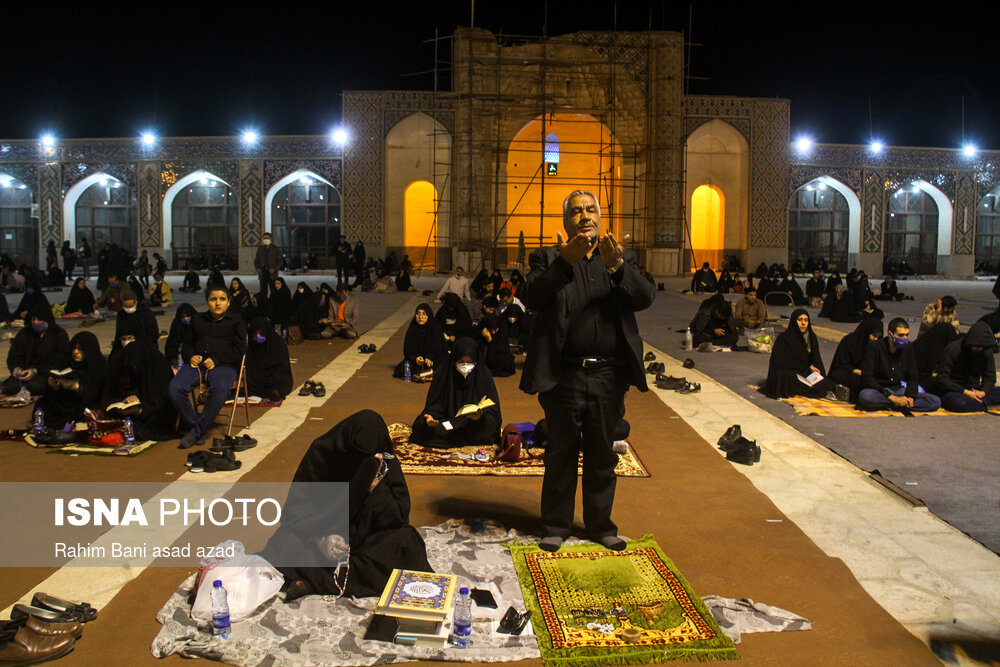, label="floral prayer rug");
[508,535,738,665]
[387,423,649,477]
[781,395,1000,418]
